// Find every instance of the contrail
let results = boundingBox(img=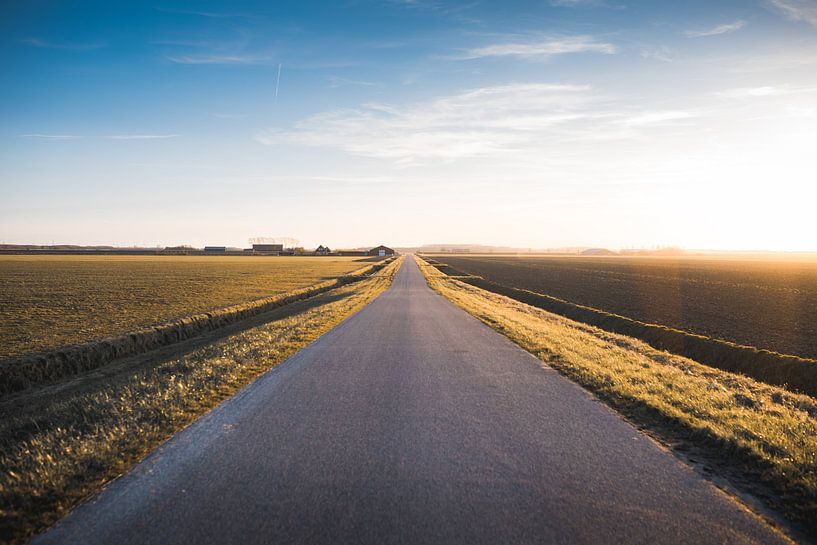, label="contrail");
[274,63,282,103]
